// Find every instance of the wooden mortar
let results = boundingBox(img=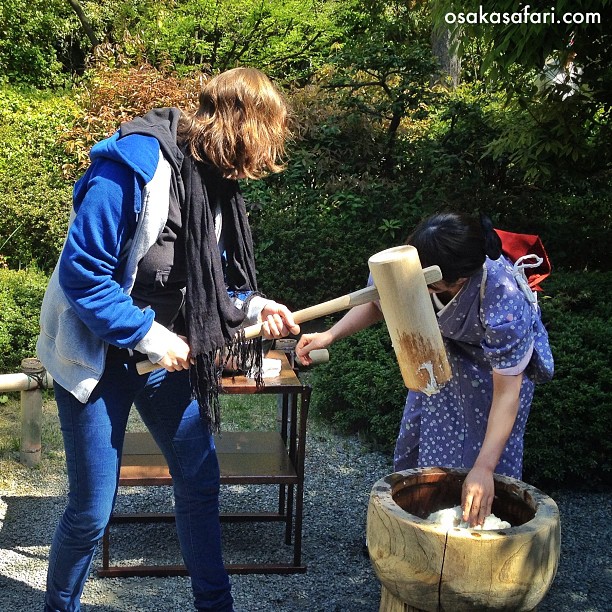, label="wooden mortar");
[367,467,561,612]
